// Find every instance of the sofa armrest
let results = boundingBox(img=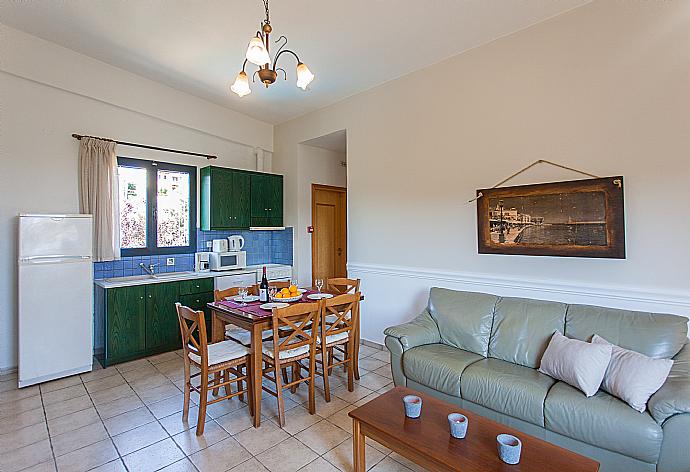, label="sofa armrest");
[649,342,690,424]
[383,310,440,352]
